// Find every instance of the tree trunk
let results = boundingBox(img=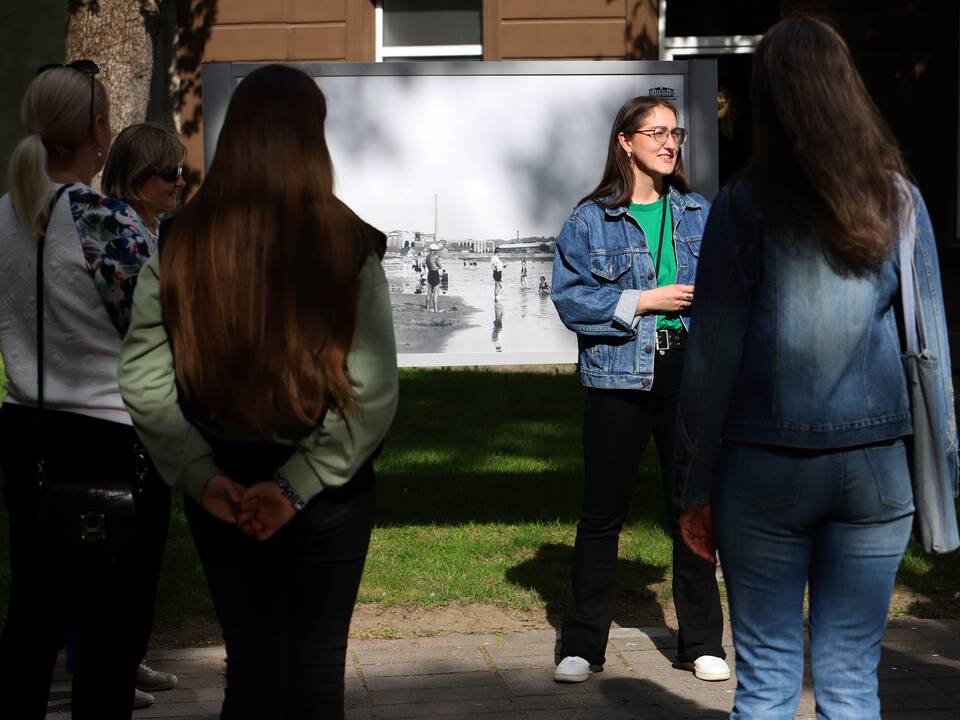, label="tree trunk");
[65,0,161,145]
